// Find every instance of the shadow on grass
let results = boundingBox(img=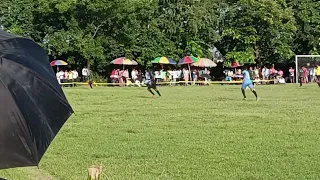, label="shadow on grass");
[135,95,156,99]
[216,97,238,101]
